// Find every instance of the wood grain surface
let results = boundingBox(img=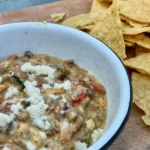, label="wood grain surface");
[0,0,149,150]
[0,0,92,24]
